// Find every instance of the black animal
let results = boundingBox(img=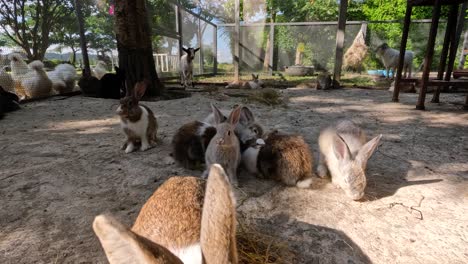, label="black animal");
[78,67,125,99]
[0,86,20,119]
